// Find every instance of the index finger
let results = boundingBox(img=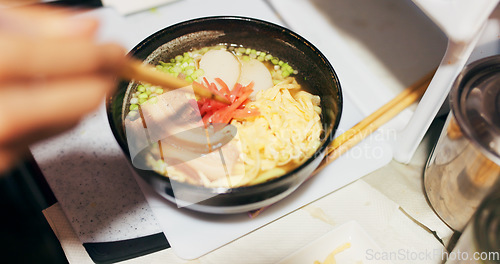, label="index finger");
[0,6,98,38]
[0,35,126,81]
